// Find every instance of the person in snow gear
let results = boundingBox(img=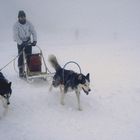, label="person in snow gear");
[13,10,37,77]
